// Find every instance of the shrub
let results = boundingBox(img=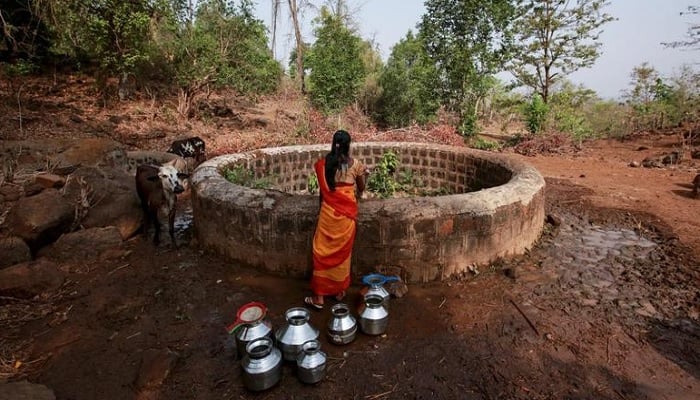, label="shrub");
[223,165,274,189]
[367,151,400,198]
[523,94,548,134]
